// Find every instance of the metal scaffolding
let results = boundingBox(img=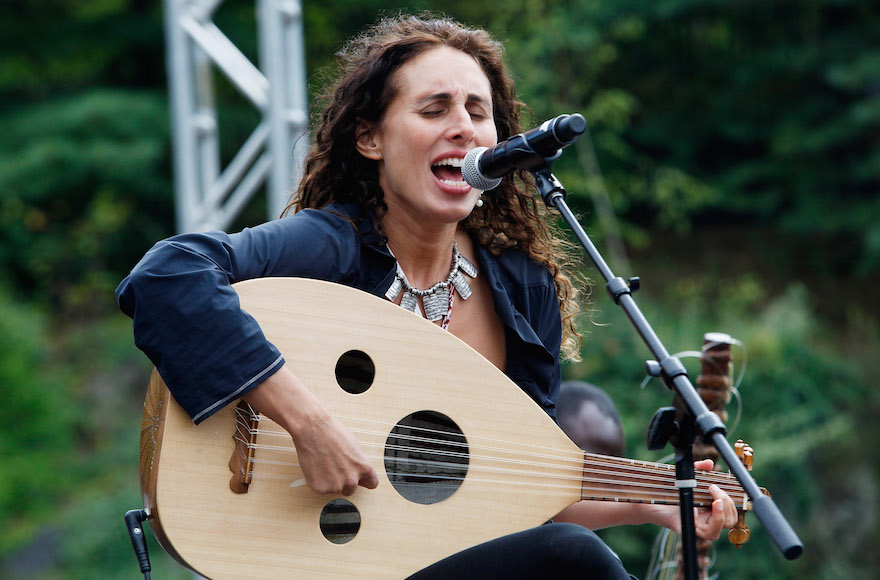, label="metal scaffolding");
[163,0,308,232]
